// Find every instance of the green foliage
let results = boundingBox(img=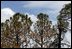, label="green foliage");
[1,12,33,48]
[57,3,71,32]
[37,13,49,21]
[57,3,71,48]
[1,3,71,48]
